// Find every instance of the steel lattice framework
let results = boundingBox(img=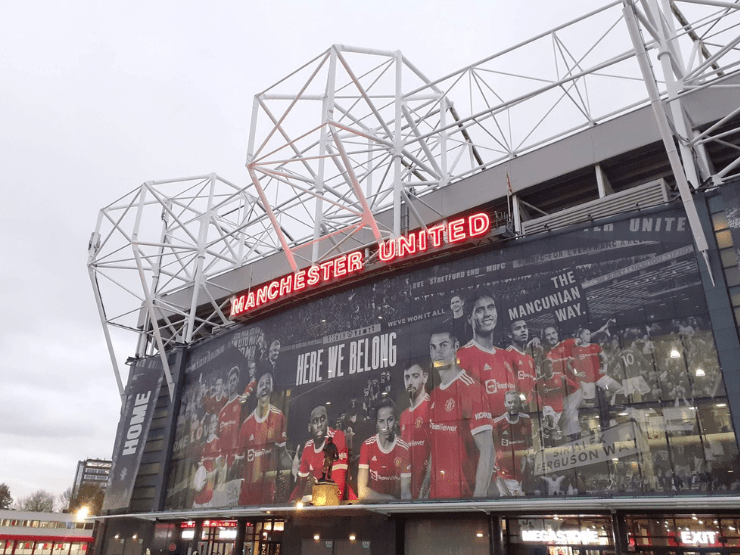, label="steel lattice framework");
[88,0,740,401]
